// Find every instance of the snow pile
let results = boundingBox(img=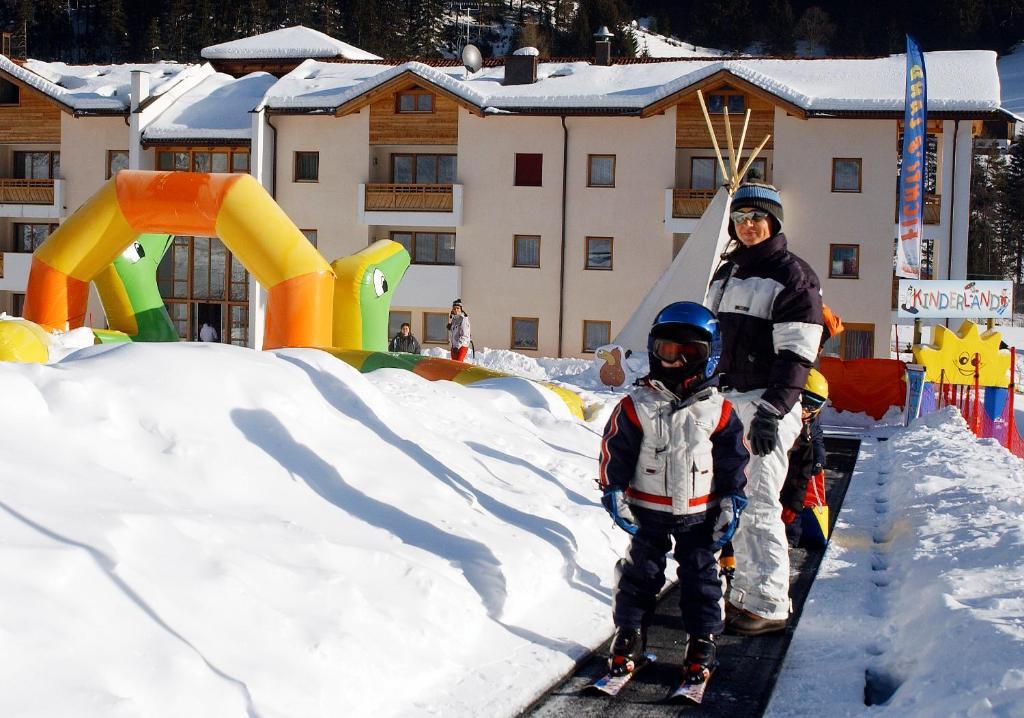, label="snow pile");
[0,342,624,717]
[631,19,725,58]
[769,408,1024,716]
[143,72,277,140]
[201,25,381,61]
[998,43,1024,119]
[7,57,196,112]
